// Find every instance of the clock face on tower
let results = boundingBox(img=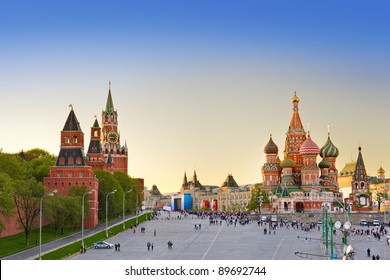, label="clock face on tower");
[107,131,118,144]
